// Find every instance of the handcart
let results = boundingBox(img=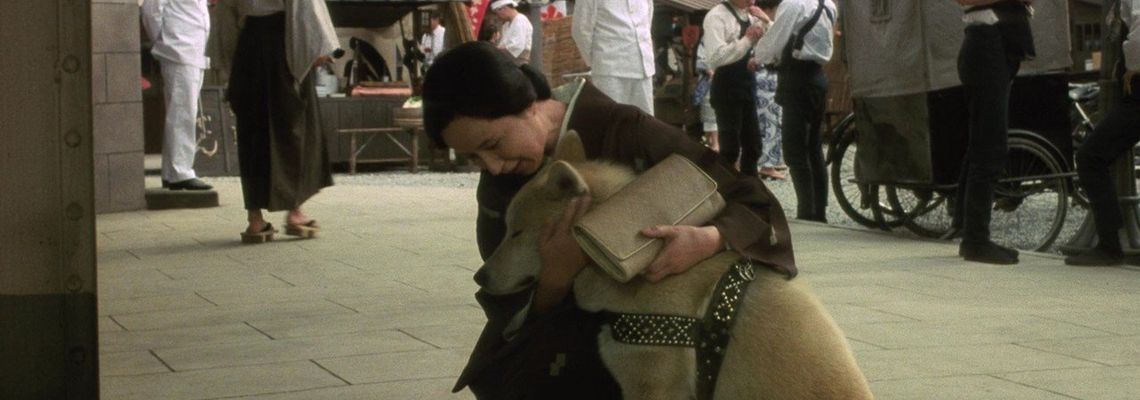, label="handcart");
[830,0,1077,251]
